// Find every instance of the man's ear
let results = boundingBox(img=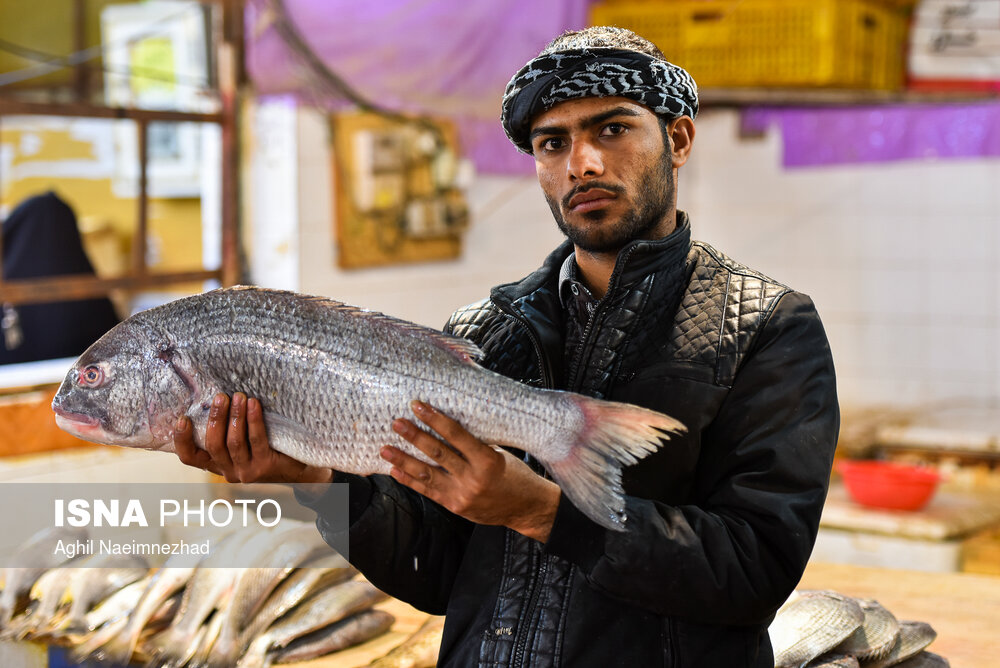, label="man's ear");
[668,117,695,168]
